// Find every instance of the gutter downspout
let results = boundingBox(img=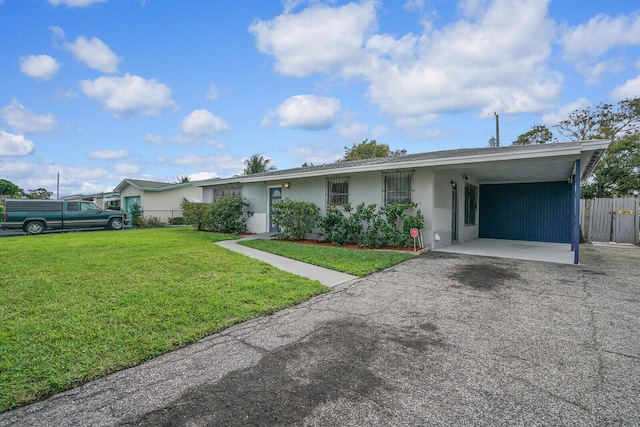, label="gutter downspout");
[574,159,581,265]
